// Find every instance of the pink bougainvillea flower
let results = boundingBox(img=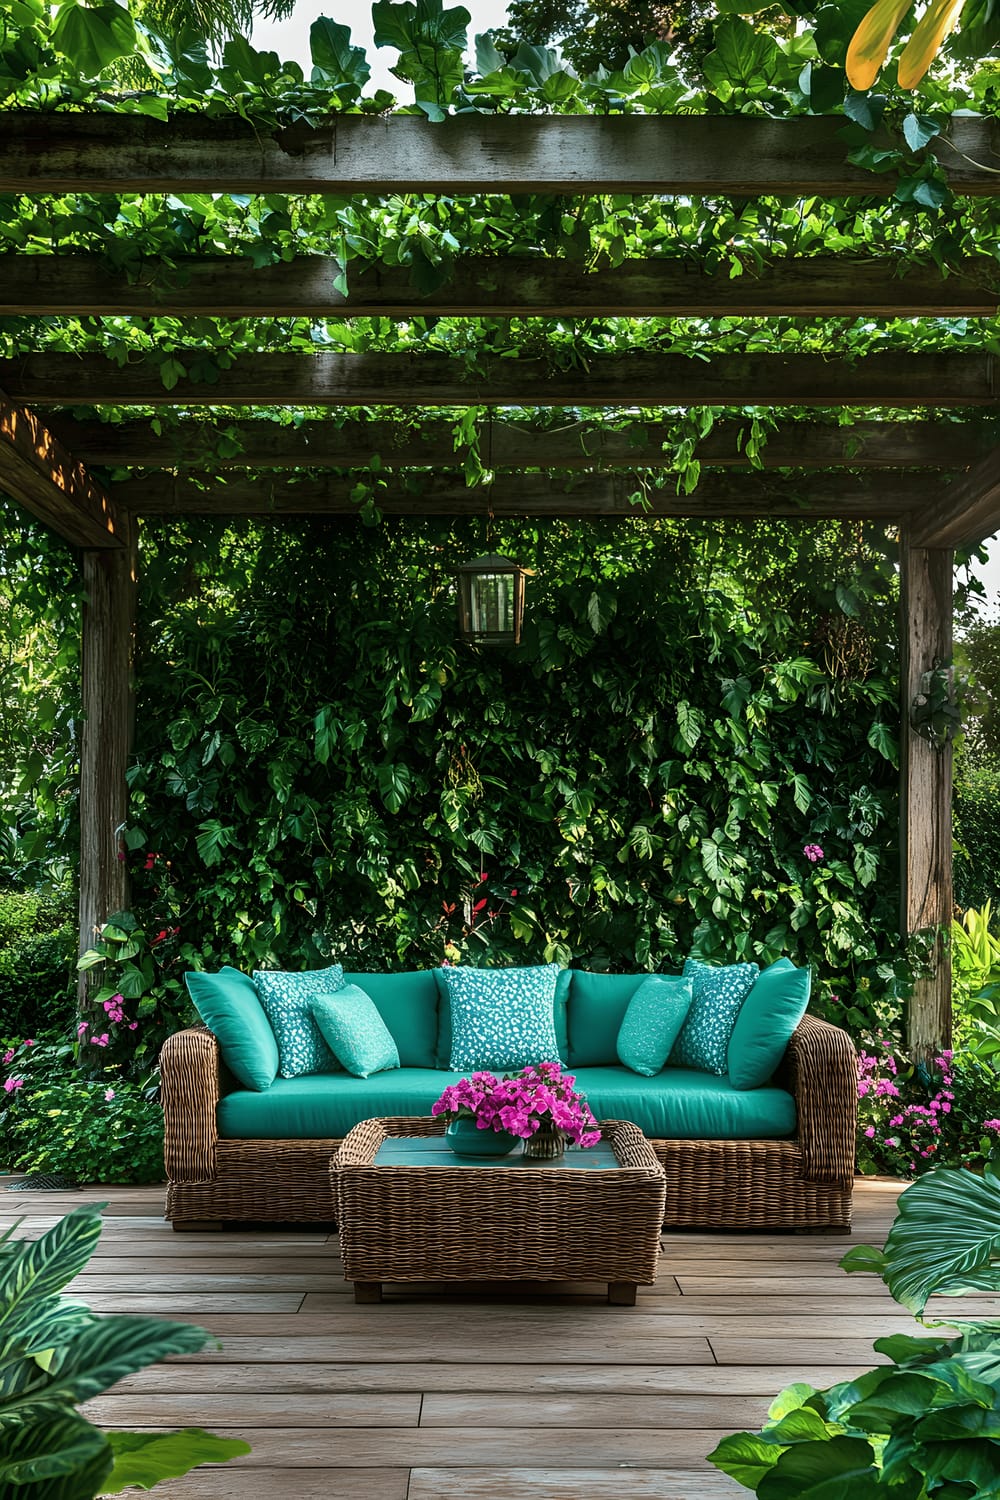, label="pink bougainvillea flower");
[77,1022,89,1038]
[3,1077,23,1092]
[128,1021,139,1031]
[984,1119,1000,1132]
[90,1033,110,1047]
[23,1038,34,1047]
[2,1049,13,1065]
[105,1088,116,1101]
[803,844,825,863]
